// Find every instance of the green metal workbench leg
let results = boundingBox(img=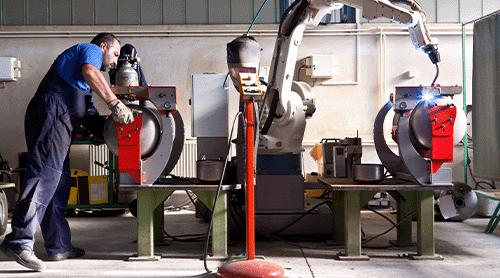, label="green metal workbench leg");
[154,190,173,244]
[336,191,369,260]
[332,191,344,244]
[131,190,172,261]
[389,191,415,246]
[409,190,442,260]
[192,190,228,258]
